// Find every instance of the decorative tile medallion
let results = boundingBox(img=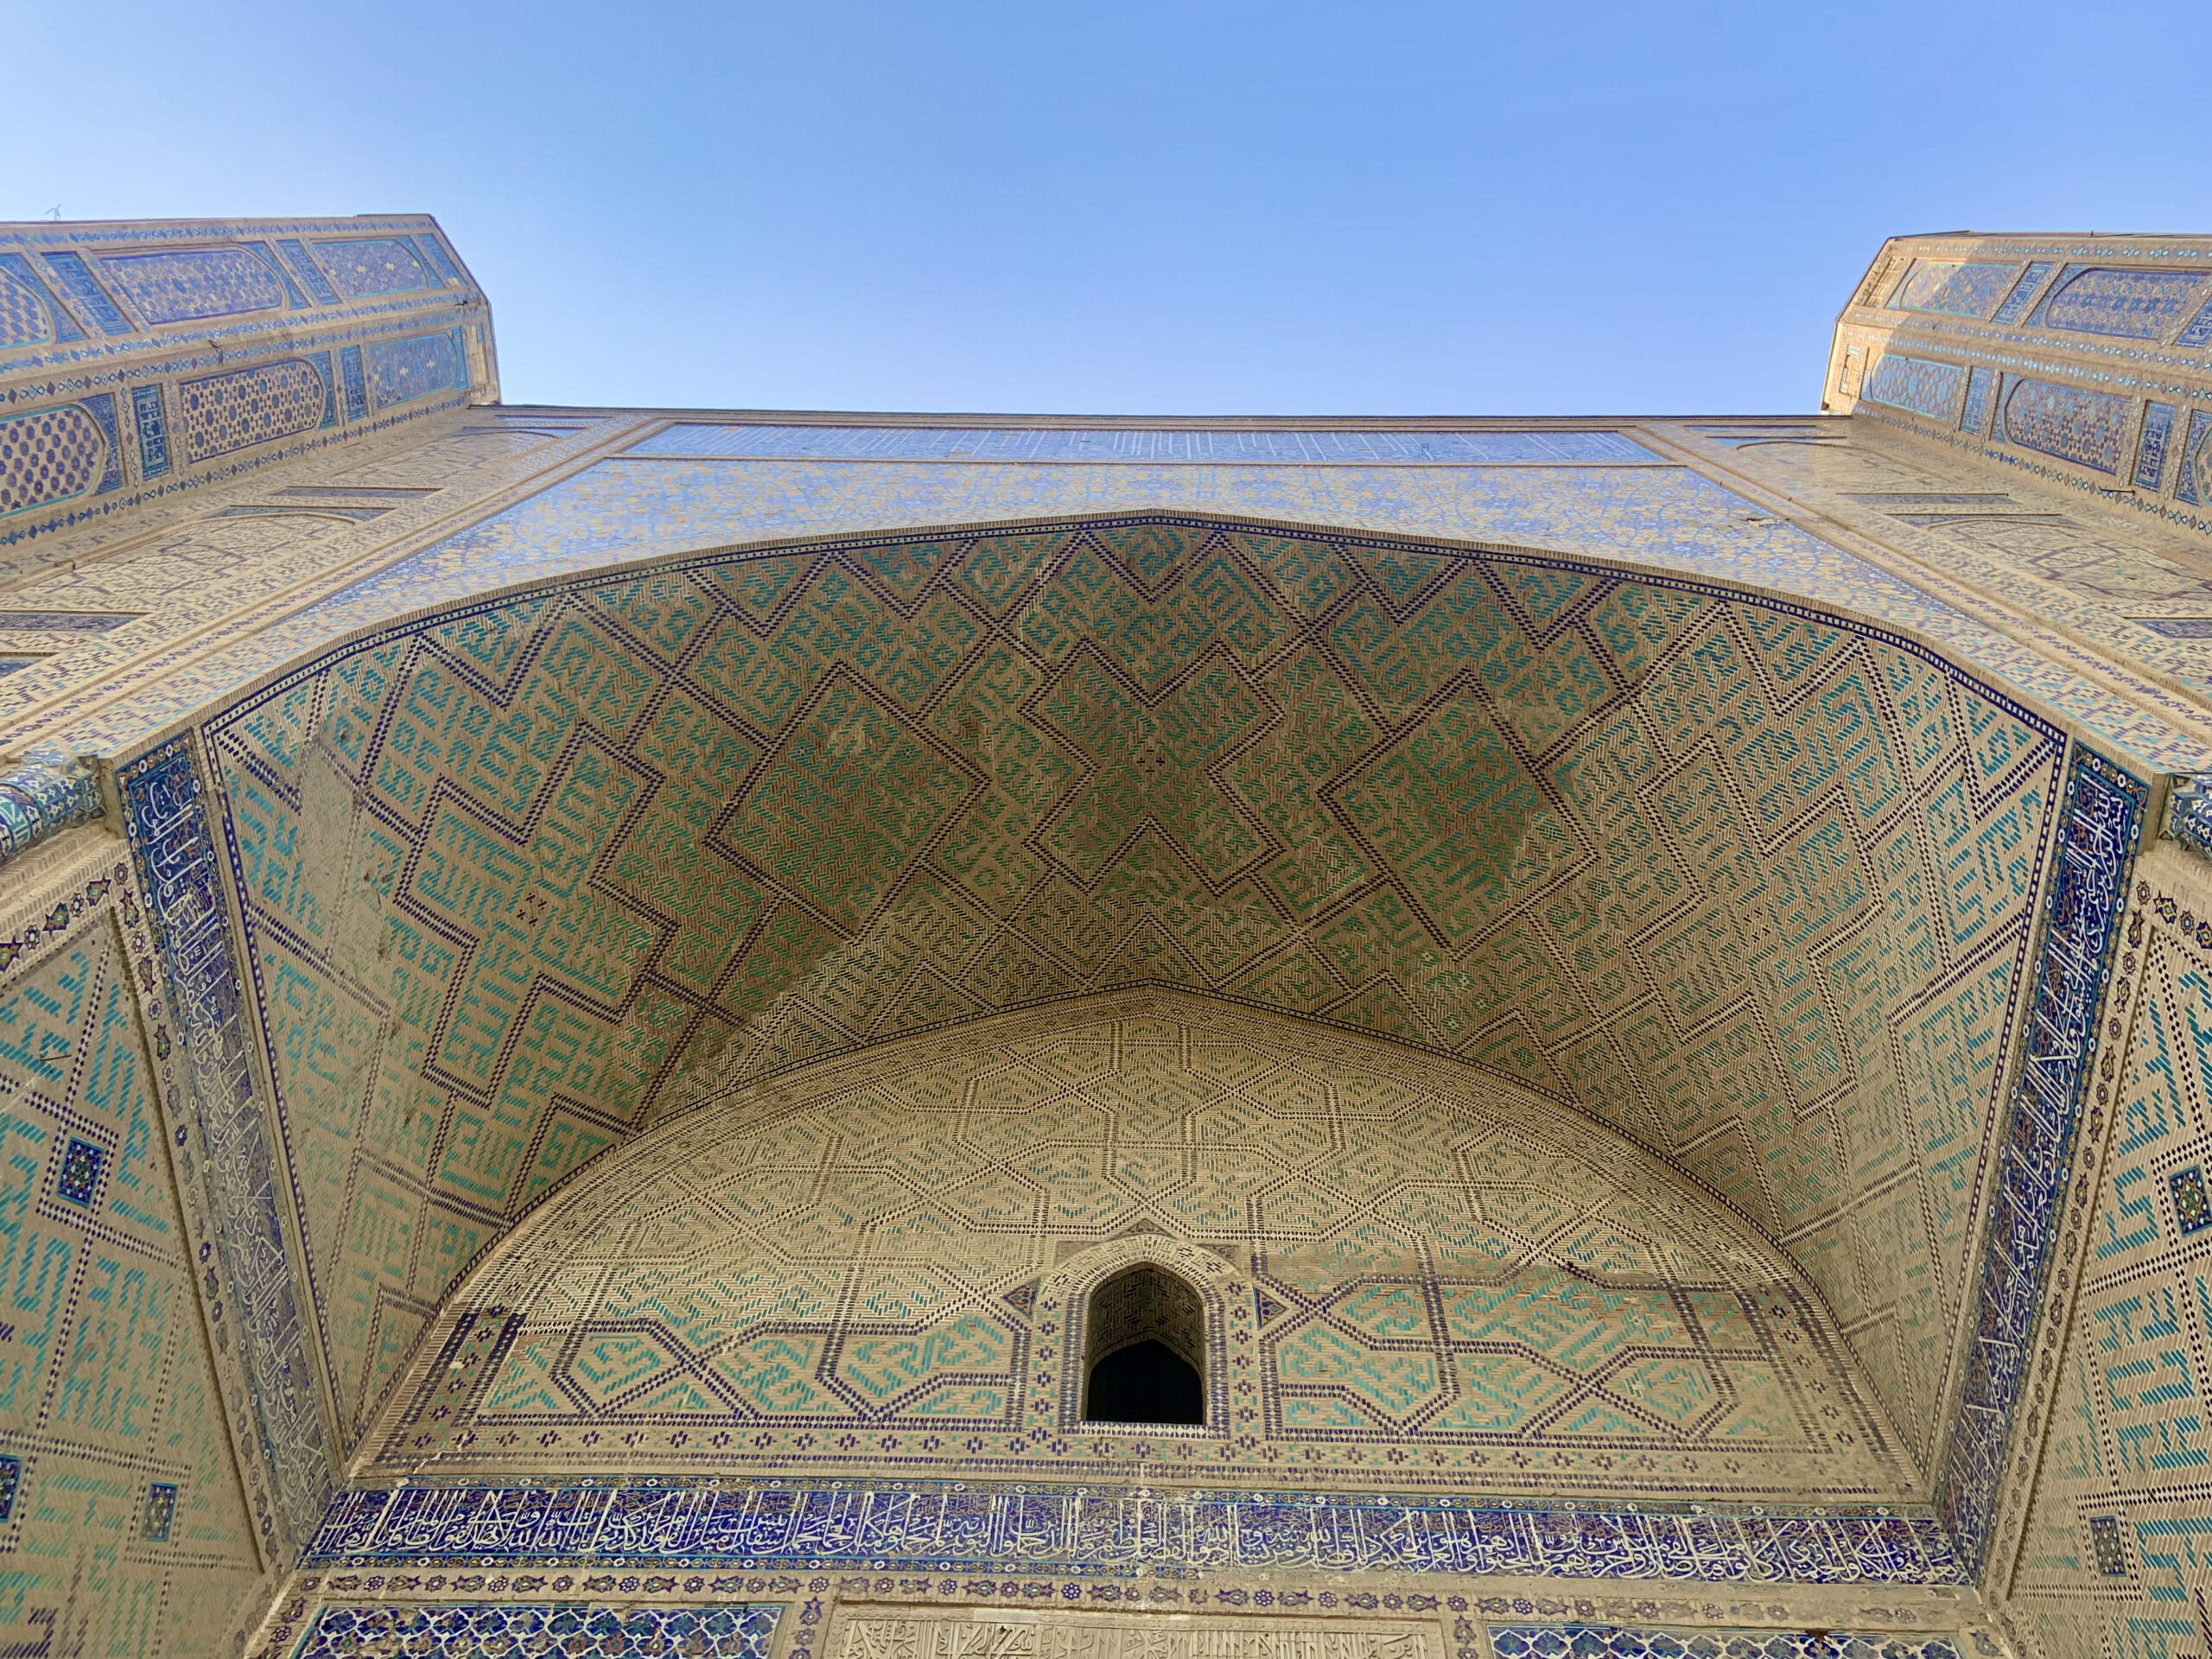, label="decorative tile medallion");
[2171,1166,2211,1235]
[54,1135,106,1205]
[2086,1513,2126,1577]
[140,1480,178,1542]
